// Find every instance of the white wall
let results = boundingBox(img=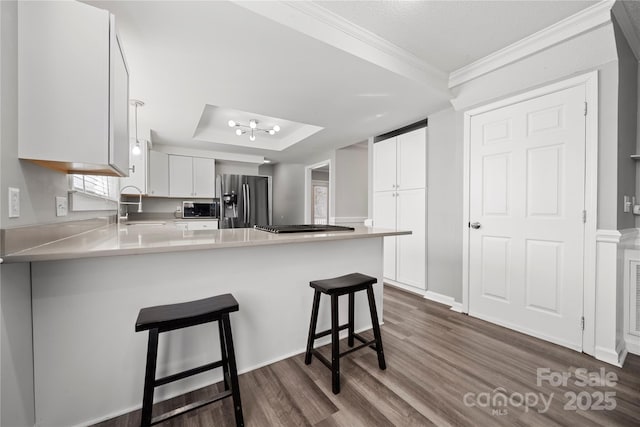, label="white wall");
[334,144,368,220]
[427,108,464,302]
[215,160,260,176]
[311,170,329,181]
